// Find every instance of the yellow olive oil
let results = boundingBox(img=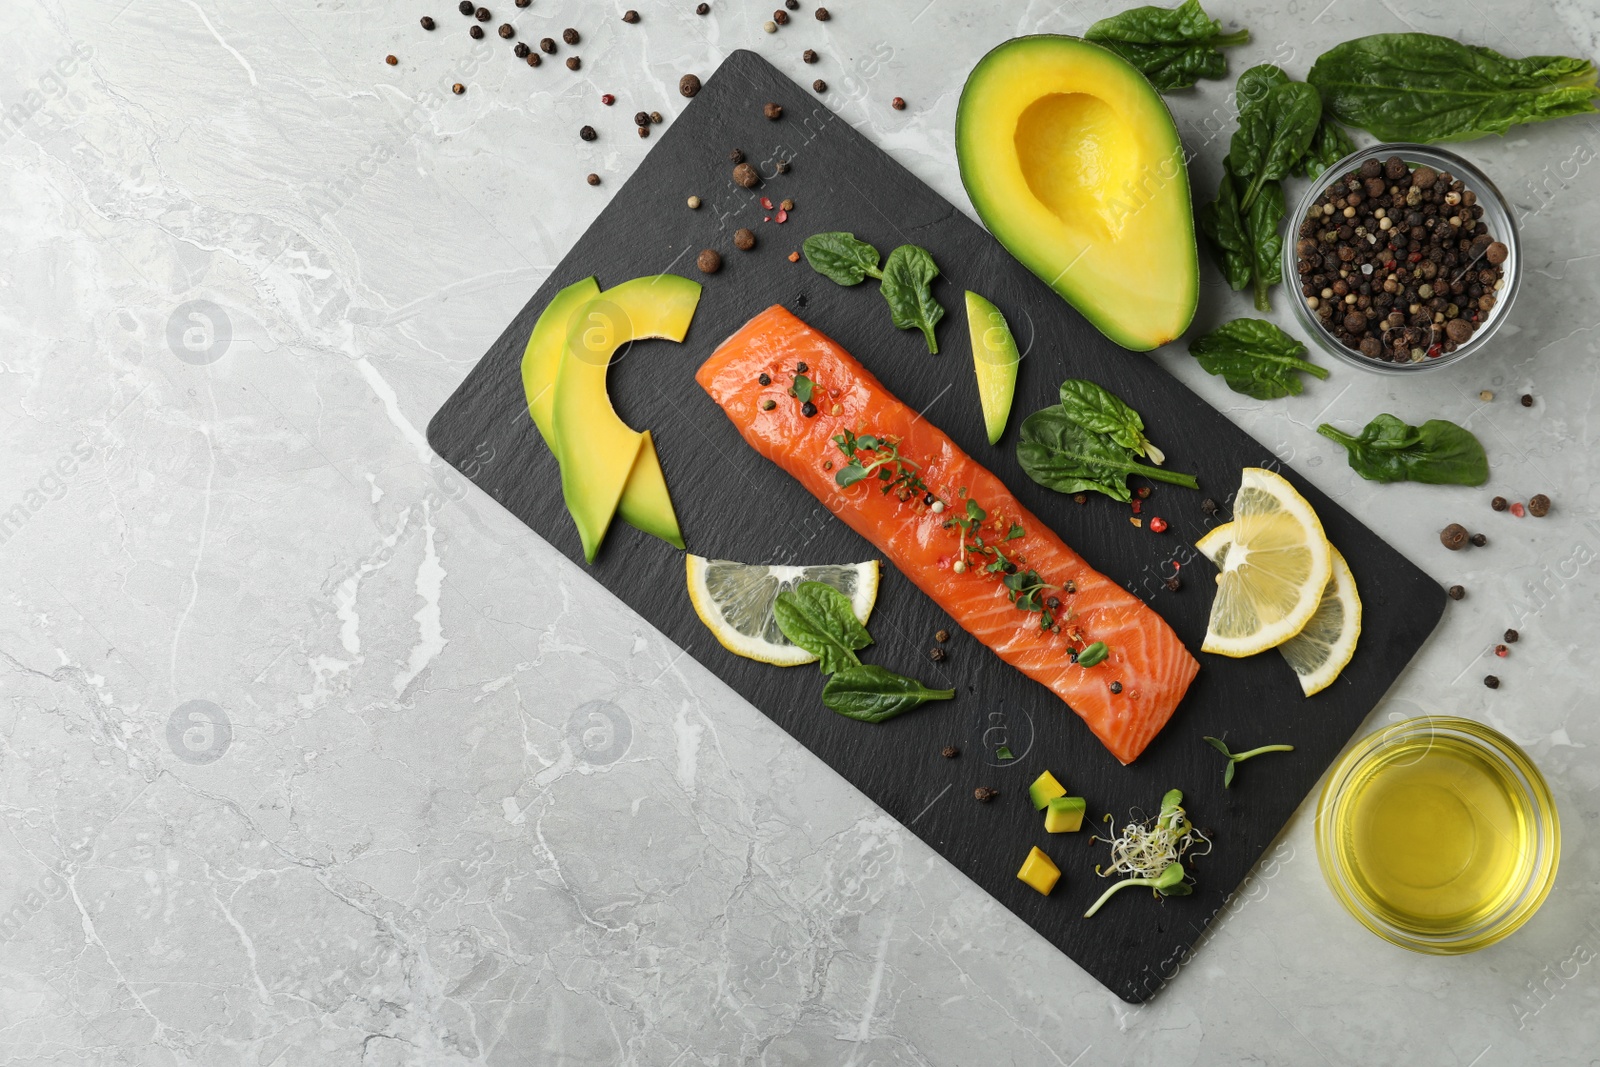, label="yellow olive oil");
[1338,734,1534,931]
